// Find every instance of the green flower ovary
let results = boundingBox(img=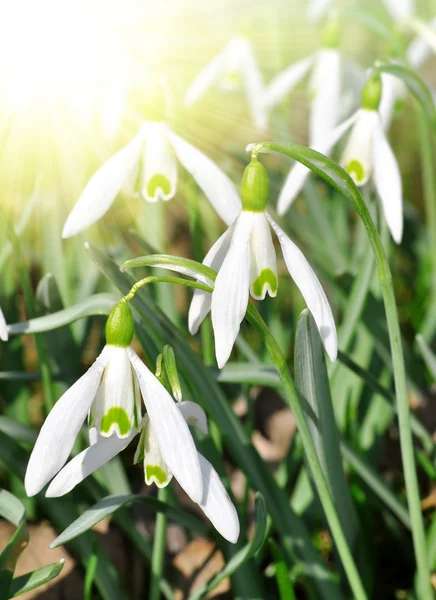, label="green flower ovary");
[100,407,132,436]
[105,301,134,347]
[361,74,382,111]
[241,158,270,212]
